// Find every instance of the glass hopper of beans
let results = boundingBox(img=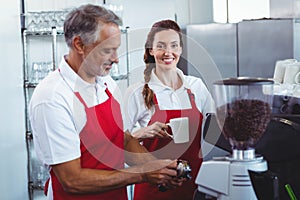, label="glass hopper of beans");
[195,77,275,200]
